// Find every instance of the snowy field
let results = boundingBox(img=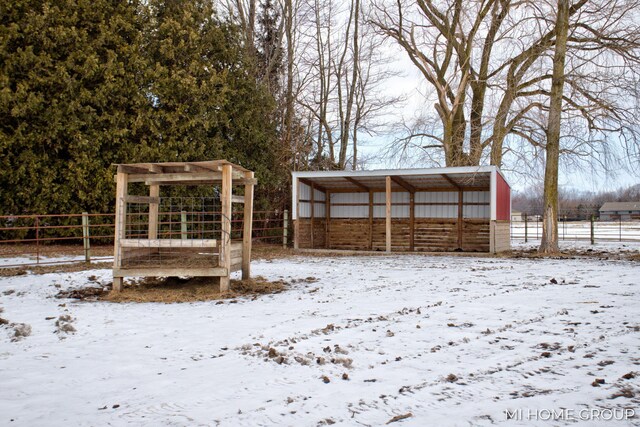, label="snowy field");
[1,253,639,426]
